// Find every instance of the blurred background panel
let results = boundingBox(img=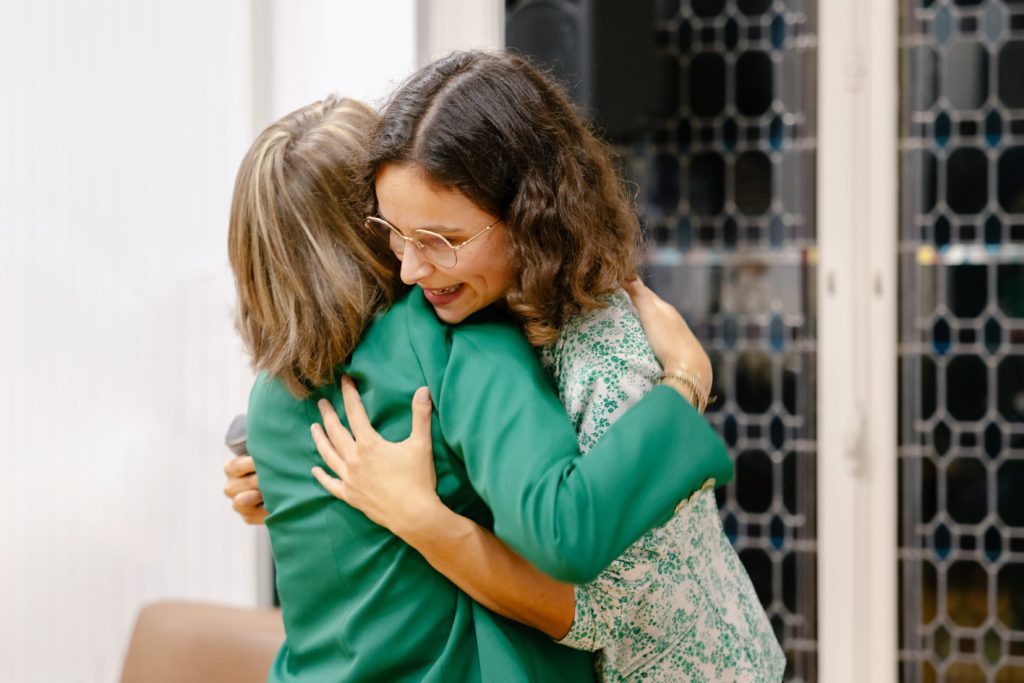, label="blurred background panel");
[510,1,822,678]
[899,1,1024,682]
[629,3,821,680]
